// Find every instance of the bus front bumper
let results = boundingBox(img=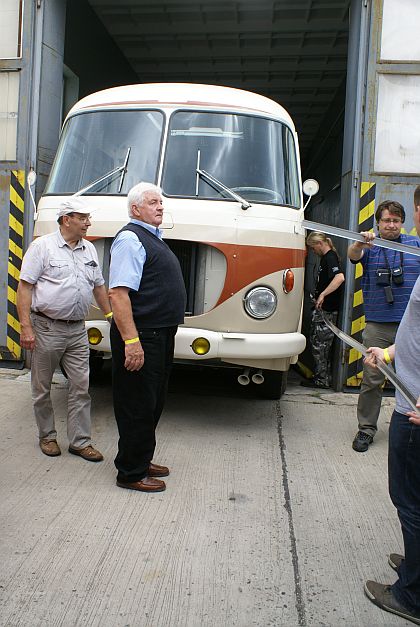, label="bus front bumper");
[85,321,306,361]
